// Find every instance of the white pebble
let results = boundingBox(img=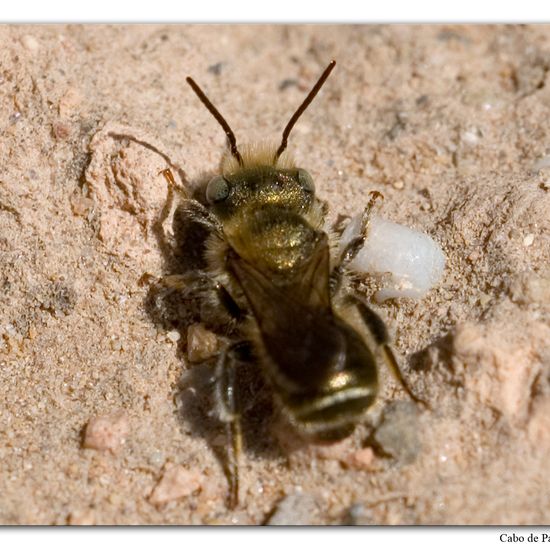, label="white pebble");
[523,234,535,247]
[21,35,39,52]
[460,128,481,145]
[166,330,181,343]
[340,214,445,302]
